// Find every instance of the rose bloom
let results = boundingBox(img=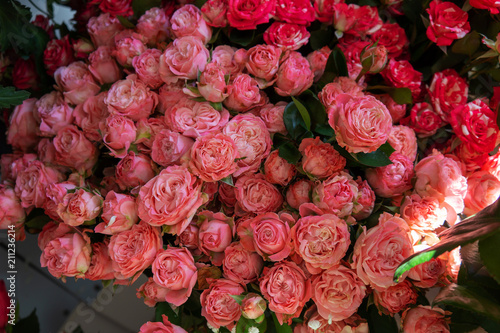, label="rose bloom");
[318,77,364,108]
[150,129,192,167]
[53,125,98,174]
[198,211,234,264]
[43,36,75,76]
[54,62,100,106]
[245,44,282,85]
[100,114,137,158]
[137,165,207,234]
[376,93,407,124]
[132,49,163,89]
[0,186,26,240]
[73,92,108,141]
[312,265,366,321]
[382,59,423,100]
[87,13,124,48]
[157,82,185,114]
[223,113,272,176]
[274,51,313,96]
[7,98,39,152]
[35,91,74,137]
[328,94,392,154]
[371,22,408,59]
[136,7,170,46]
[387,125,418,162]
[223,73,266,112]
[170,4,212,44]
[263,22,311,51]
[40,224,92,279]
[352,212,413,291]
[259,102,287,135]
[296,307,368,333]
[402,306,450,333]
[401,194,447,241]
[408,245,447,288]
[38,221,71,250]
[135,117,168,153]
[159,36,210,84]
[428,69,468,123]
[189,132,239,182]
[307,46,331,82]
[427,0,470,46]
[312,171,359,218]
[291,213,350,274]
[223,242,264,284]
[211,45,244,78]
[401,102,444,138]
[176,222,200,252]
[313,0,337,24]
[3,153,35,184]
[95,191,138,235]
[201,279,245,329]
[299,137,346,180]
[264,150,296,186]
[112,31,148,68]
[140,314,187,333]
[12,57,39,91]
[88,46,122,85]
[260,261,312,325]
[470,0,500,13]
[152,247,197,306]
[201,0,228,27]
[136,277,170,307]
[85,241,115,281]
[109,221,162,281]
[198,64,228,104]
[116,152,156,190]
[226,0,274,30]
[352,178,376,220]
[57,188,103,226]
[366,152,415,198]
[97,0,133,17]
[373,280,418,315]
[464,171,500,216]
[275,0,315,25]
[235,173,283,215]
